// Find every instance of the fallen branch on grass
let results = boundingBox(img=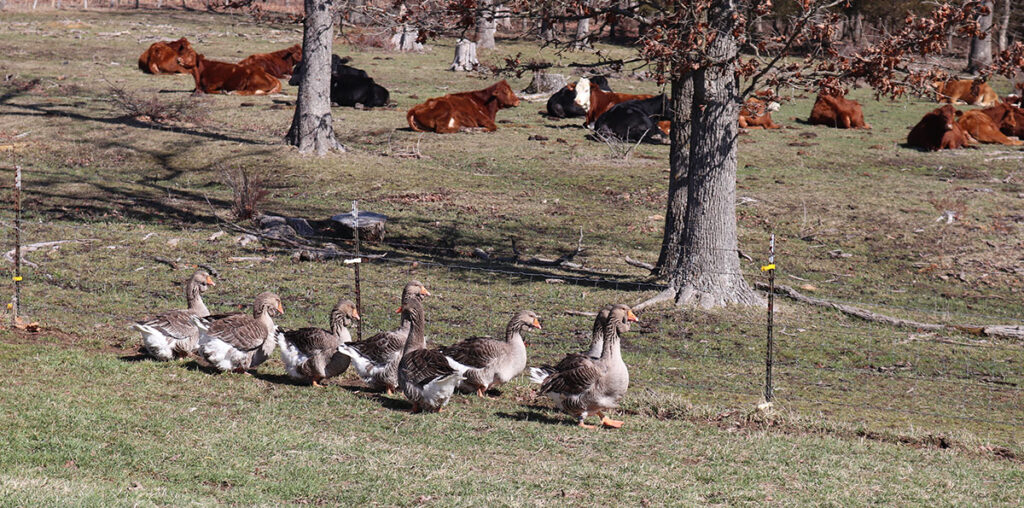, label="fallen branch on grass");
[3,240,95,268]
[758,282,1024,341]
[473,228,585,269]
[625,256,655,271]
